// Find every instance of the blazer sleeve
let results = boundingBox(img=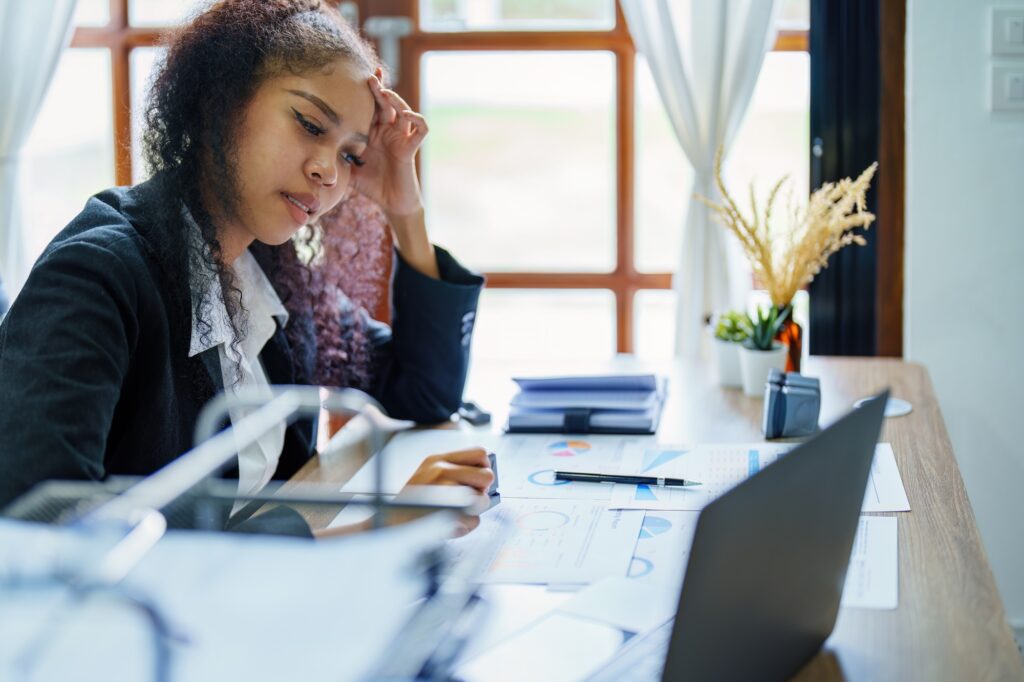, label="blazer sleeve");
[0,274,9,320]
[0,234,137,509]
[365,246,484,423]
